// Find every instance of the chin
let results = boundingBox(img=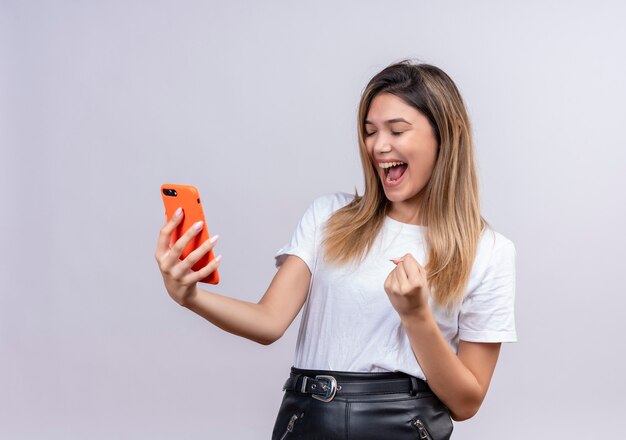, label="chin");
[385,186,424,204]
[382,189,407,202]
